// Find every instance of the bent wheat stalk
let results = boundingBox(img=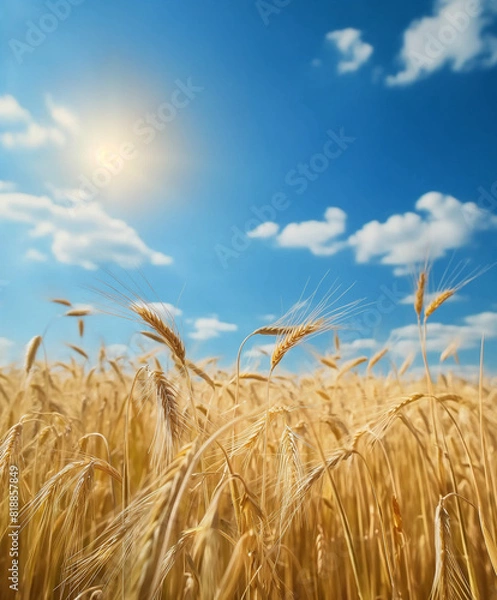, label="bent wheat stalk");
[131,302,186,366]
[25,335,42,373]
